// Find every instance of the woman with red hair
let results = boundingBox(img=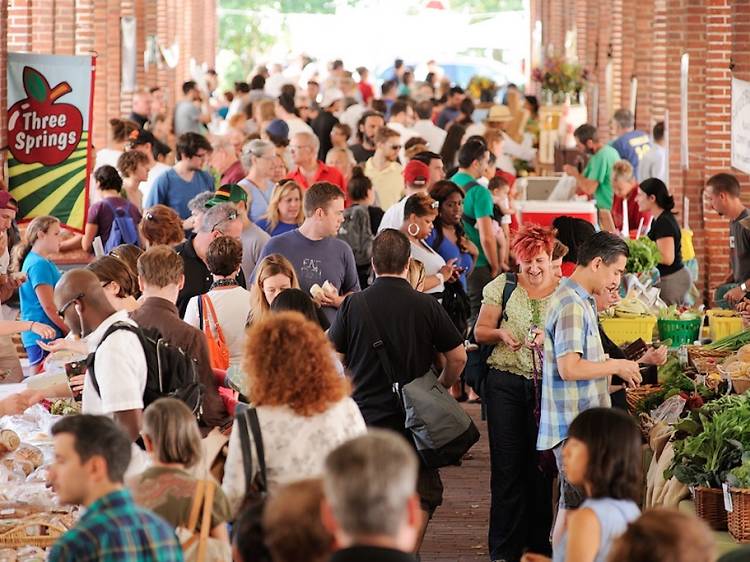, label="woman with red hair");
[474,224,560,562]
